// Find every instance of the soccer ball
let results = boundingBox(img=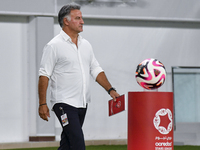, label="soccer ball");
[135,58,166,90]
